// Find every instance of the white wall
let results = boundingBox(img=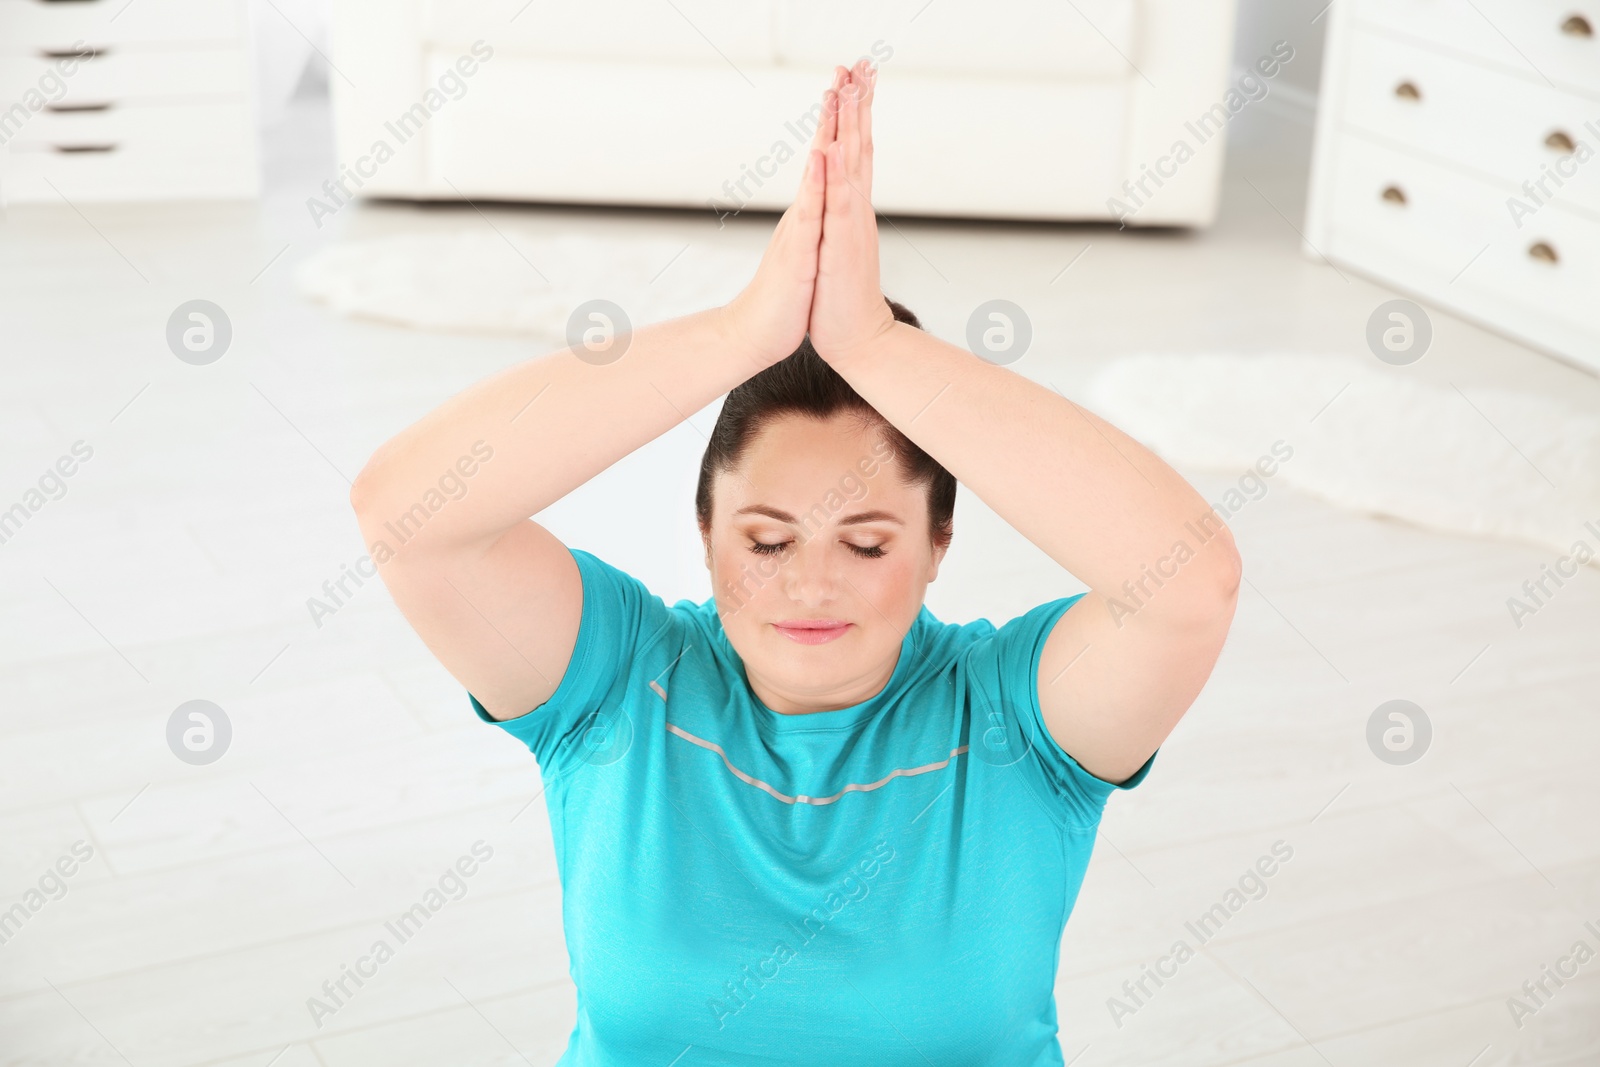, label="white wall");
[1224,0,1328,151]
[1232,0,1327,98]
